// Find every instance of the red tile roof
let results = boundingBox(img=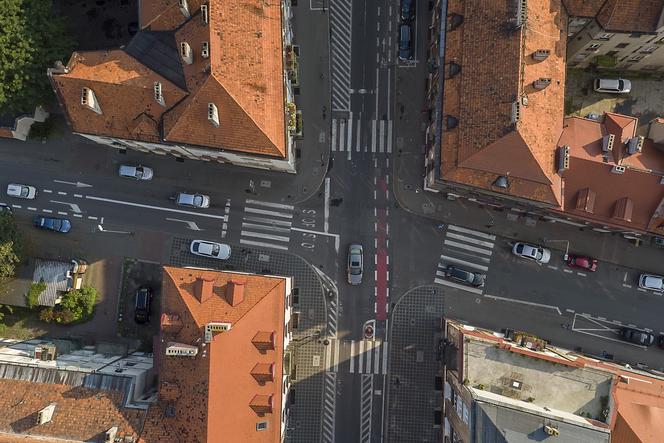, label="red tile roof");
[562,0,607,17]
[139,267,288,443]
[440,0,567,206]
[52,0,287,158]
[596,0,664,33]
